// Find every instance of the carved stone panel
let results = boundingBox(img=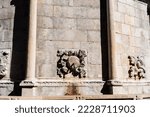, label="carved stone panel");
[57,50,87,78]
[128,56,145,80]
[0,51,9,79]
